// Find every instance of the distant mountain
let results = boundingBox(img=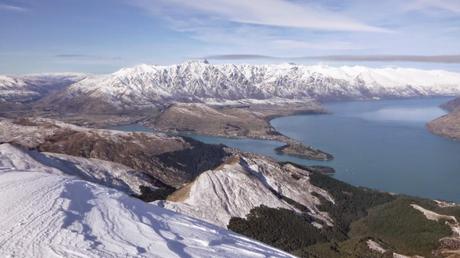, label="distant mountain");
[0,73,85,103]
[42,61,460,112]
